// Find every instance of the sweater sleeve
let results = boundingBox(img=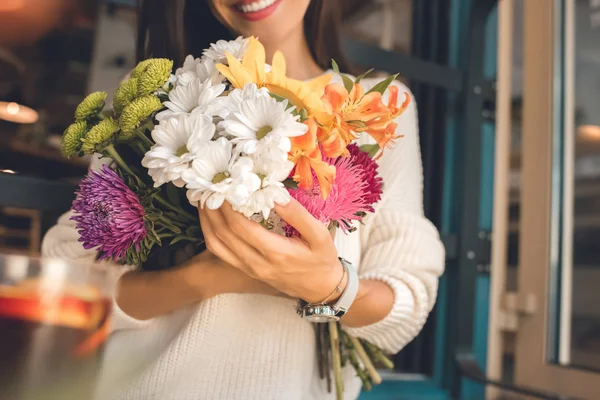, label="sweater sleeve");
[343,81,445,354]
[41,154,154,332]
